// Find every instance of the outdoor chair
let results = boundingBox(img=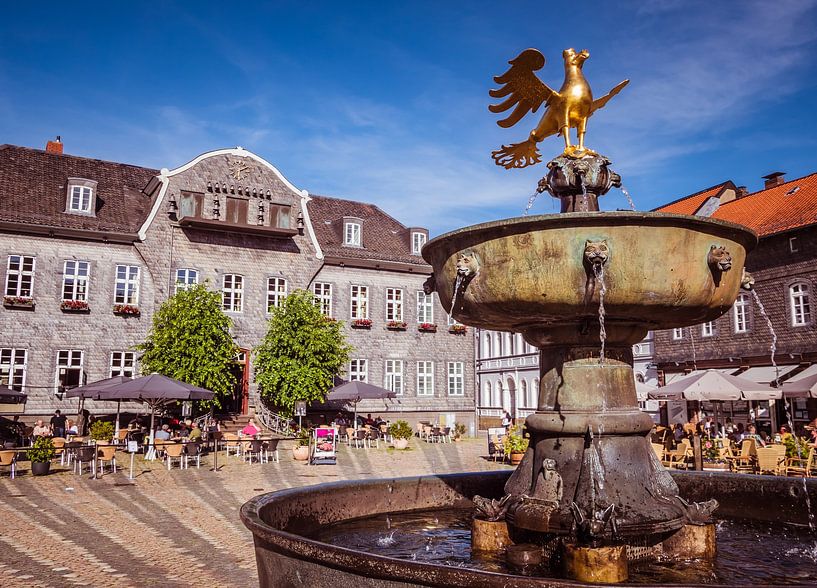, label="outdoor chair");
[663,440,690,469]
[366,429,381,449]
[756,445,786,475]
[115,429,129,444]
[440,427,452,443]
[164,443,186,470]
[265,439,280,463]
[488,435,504,461]
[73,446,97,476]
[185,442,203,468]
[0,450,16,479]
[63,441,81,466]
[422,425,433,441]
[352,429,368,449]
[415,422,423,438]
[344,428,356,446]
[223,433,242,457]
[784,447,816,477]
[379,424,390,442]
[51,437,66,464]
[153,439,167,460]
[244,439,267,464]
[97,445,117,475]
[650,442,665,462]
[727,439,757,473]
[428,427,441,443]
